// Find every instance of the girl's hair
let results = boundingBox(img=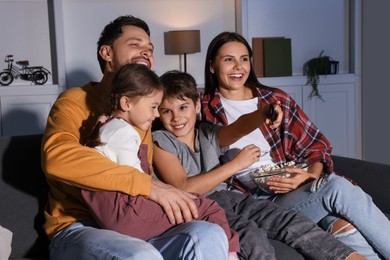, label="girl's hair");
[85,63,162,147]
[97,15,150,73]
[204,32,262,100]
